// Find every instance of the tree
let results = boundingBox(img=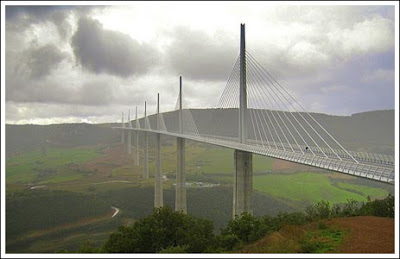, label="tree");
[103,206,215,253]
[221,212,264,243]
